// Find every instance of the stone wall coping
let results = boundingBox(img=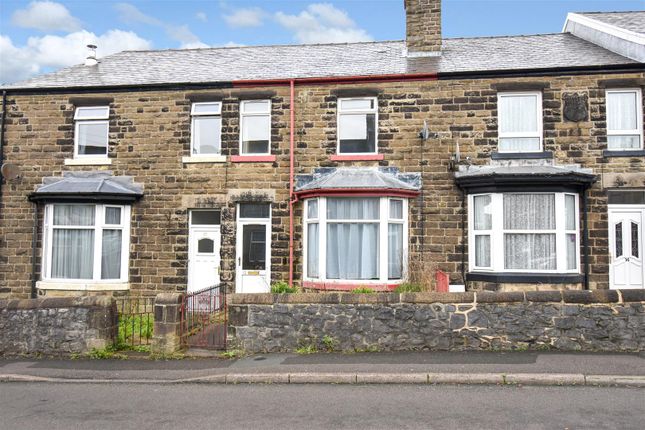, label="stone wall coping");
[155,293,183,305]
[228,289,645,305]
[0,296,114,311]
